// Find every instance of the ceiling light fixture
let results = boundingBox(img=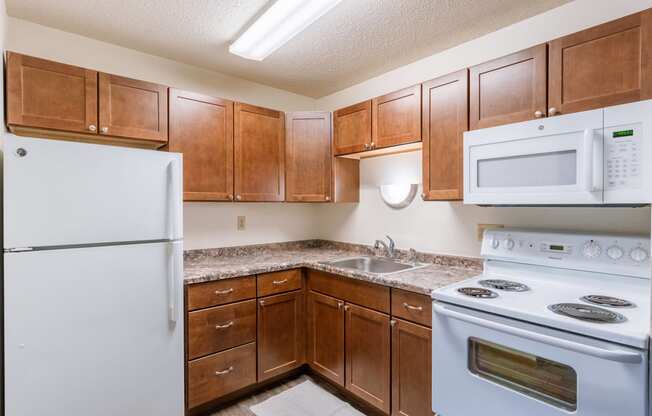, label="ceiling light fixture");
[229,0,343,61]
